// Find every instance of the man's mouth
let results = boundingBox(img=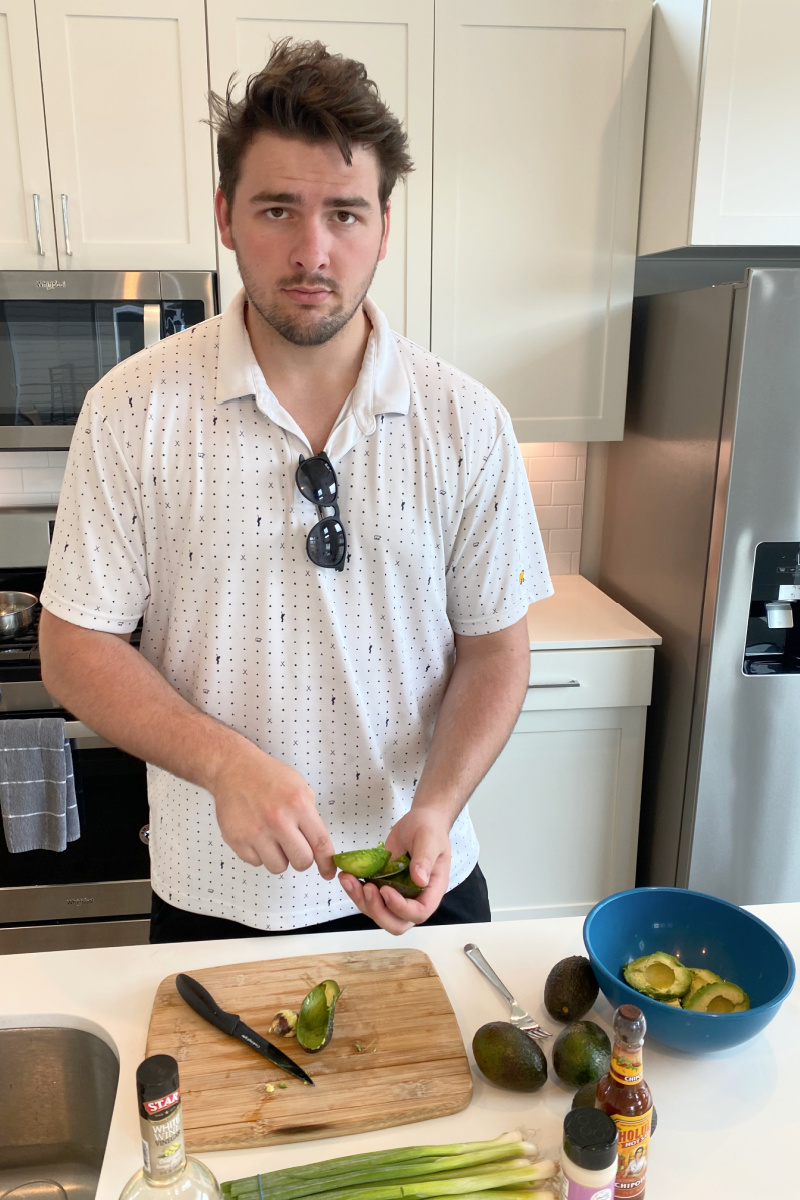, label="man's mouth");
[282,287,333,306]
